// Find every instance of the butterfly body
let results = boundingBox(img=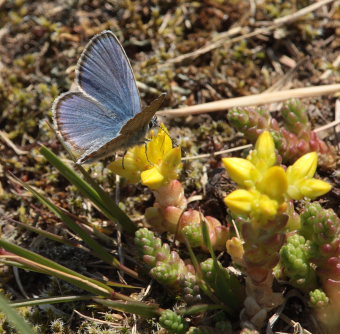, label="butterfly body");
[52,31,165,164]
